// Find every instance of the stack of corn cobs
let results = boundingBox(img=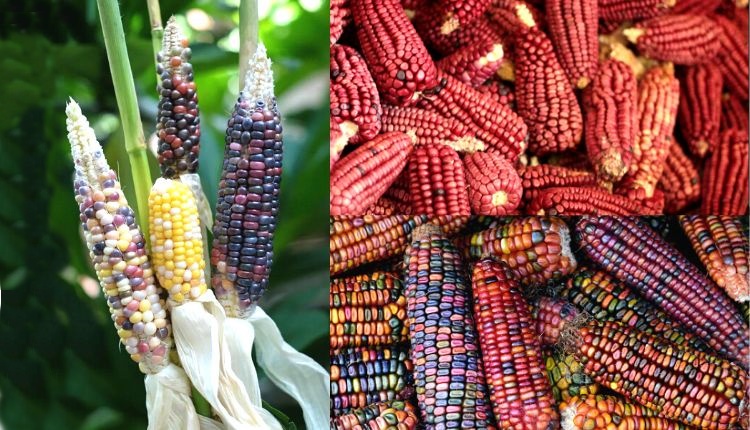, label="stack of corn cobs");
[329,0,749,216]
[329,215,750,429]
